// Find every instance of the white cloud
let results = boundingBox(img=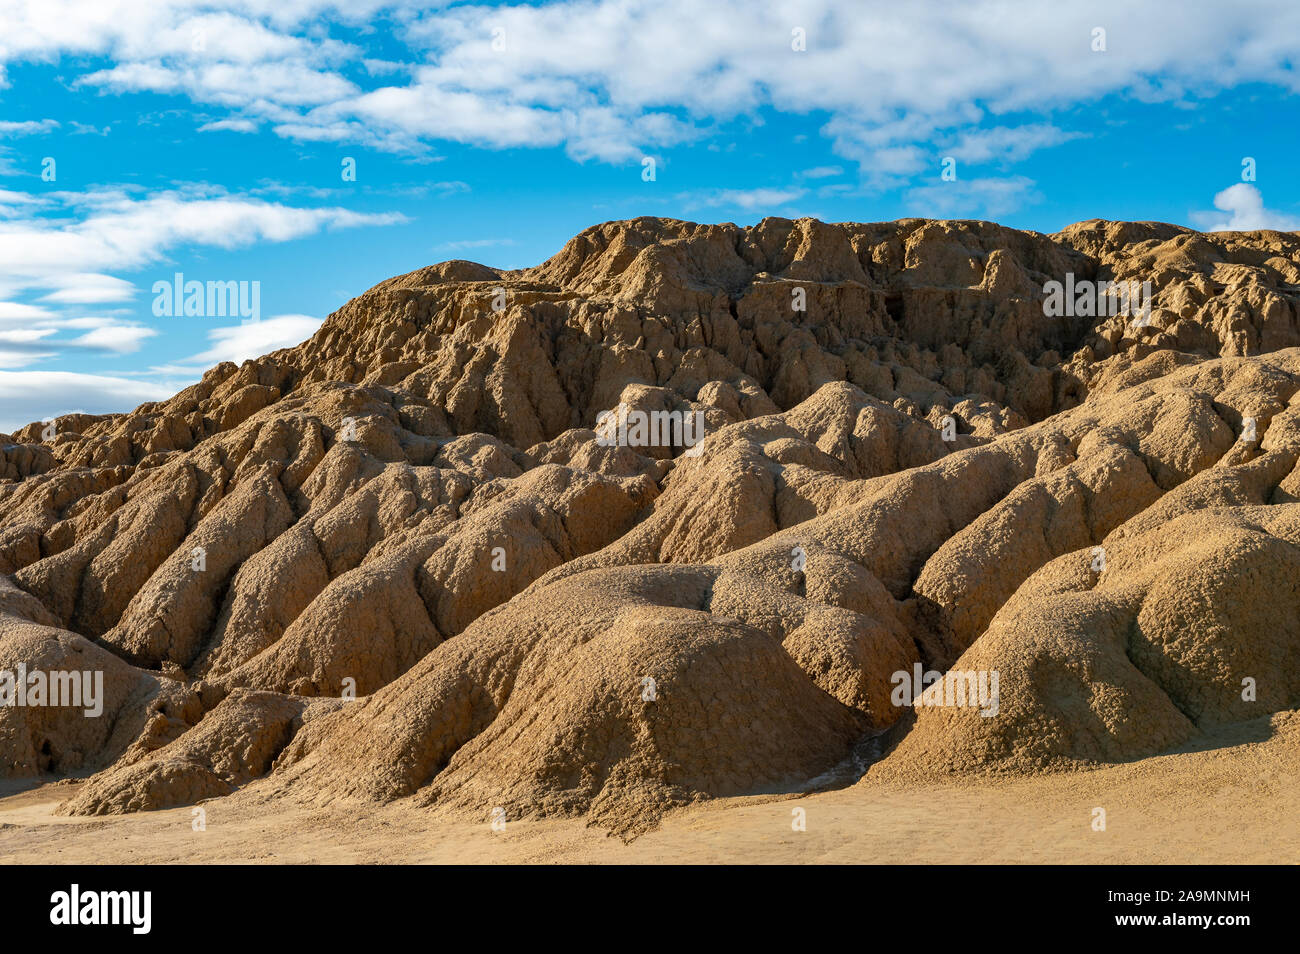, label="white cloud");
[183,313,322,366]
[4,2,1299,175]
[0,188,49,210]
[1193,184,1300,233]
[0,312,158,367]
[67,322,157,354]
[37,273,137,304]
[942,125,1085,165]
[0,186,405,295]
[681,187,808,211]
[198,117,258,133]
[84,58,357,108]
[0,118,59,136]
[0,185,402,369]
[0,301,56,325]
[797,166,843,180]
[0,370,175,434]
[0,327,57,365]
